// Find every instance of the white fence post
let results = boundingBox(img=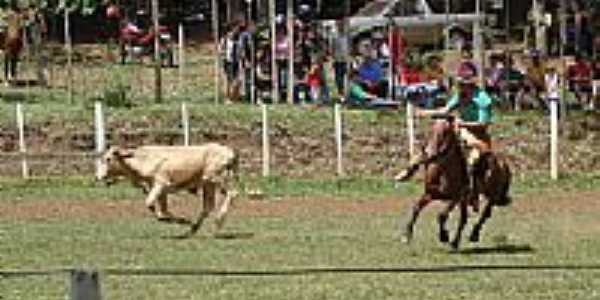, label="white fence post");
[178,22,185,94]
[262,104,270,177]
[70,269,102,300]
[181,102,190,146]
[550,98,559,180]
[406,101,416,160]
[16,102,29,179]
[95,101,106,178]
[334,103,344,176]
